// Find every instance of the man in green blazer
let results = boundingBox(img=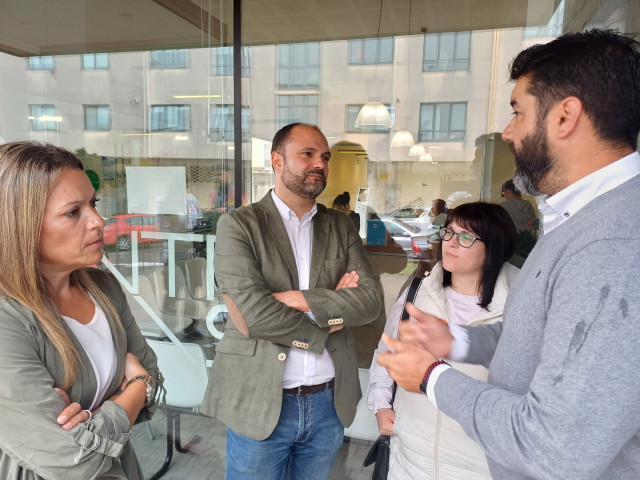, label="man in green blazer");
[201,123,383,479]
